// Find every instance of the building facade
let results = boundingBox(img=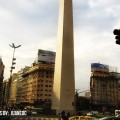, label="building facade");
[3,79,9,108]
[85,91,91,98]
[16,49,55,109]
[2,49,55,109]
[0,58,5,108]
[16,66,30,104]
[16,62,54,109]
[36,49,55,64]
[90,63,120,112]
[8,73,18,107]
